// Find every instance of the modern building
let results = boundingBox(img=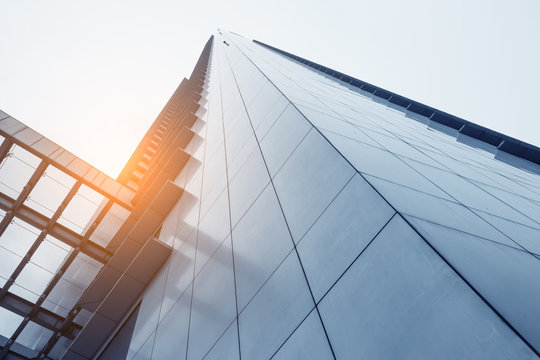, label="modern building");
[1,30,539,359]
